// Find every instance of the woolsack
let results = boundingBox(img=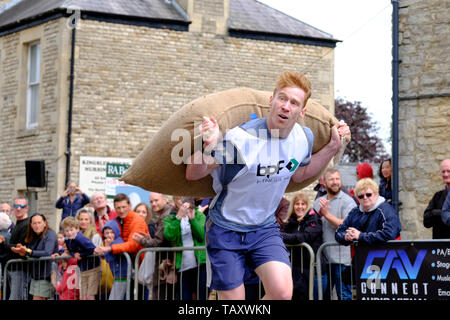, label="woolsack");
[121,87,348,197]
